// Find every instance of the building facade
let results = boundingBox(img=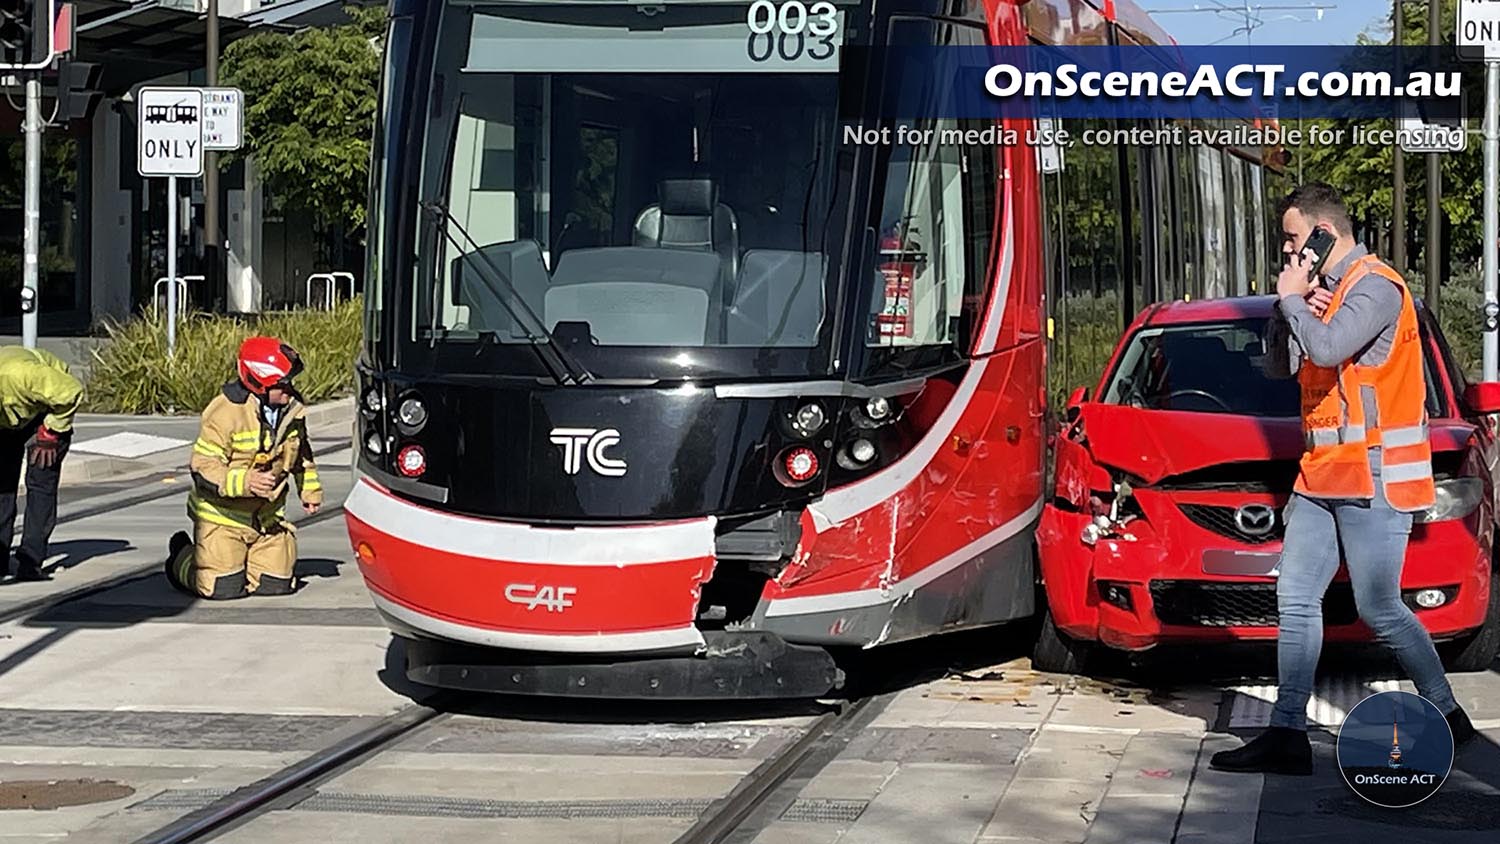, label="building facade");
[0,0,361,336]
